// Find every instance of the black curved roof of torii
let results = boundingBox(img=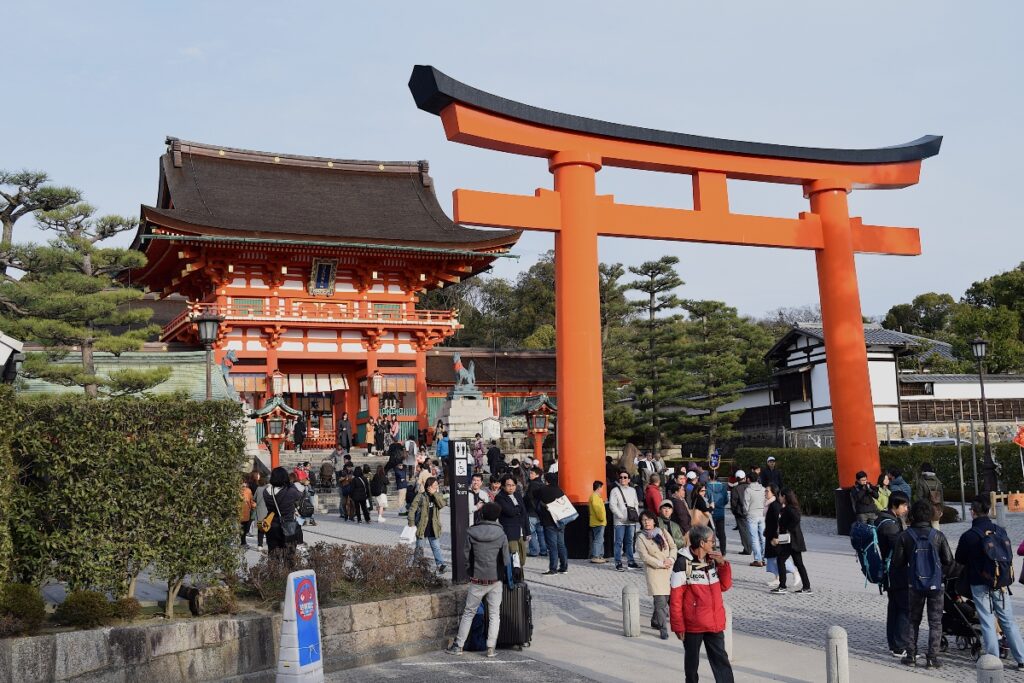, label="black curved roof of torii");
[409,65,942,165]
